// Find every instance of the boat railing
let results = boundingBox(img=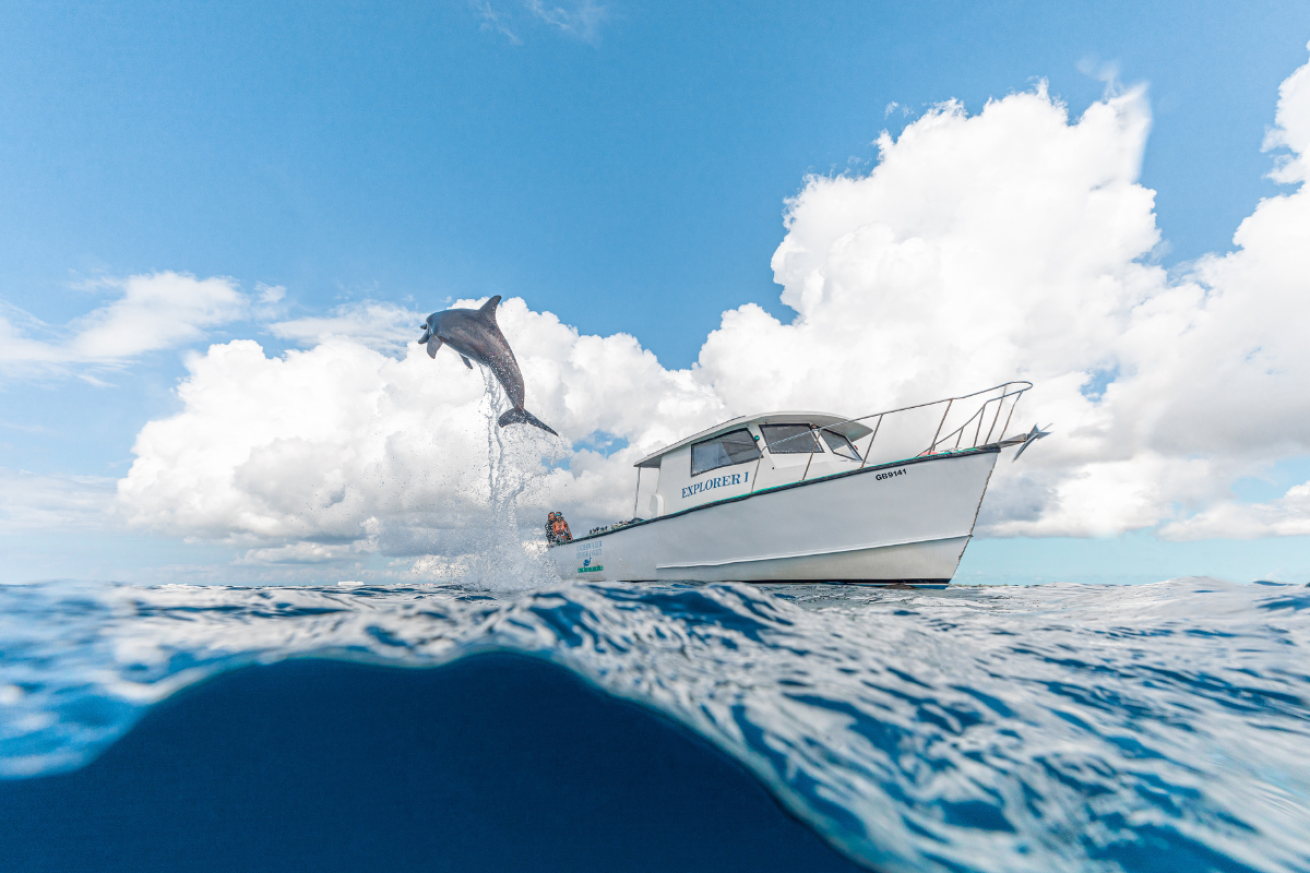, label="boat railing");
[765,381,1033,483]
